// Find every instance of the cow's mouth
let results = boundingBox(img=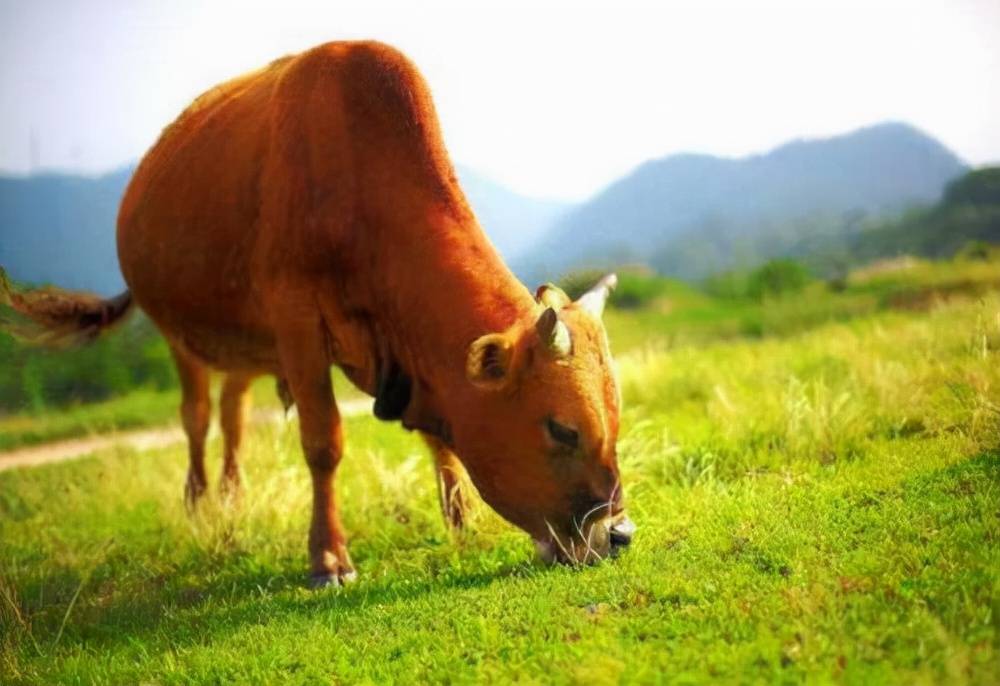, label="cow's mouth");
[534,514,635,565]
[608,515,636,549]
